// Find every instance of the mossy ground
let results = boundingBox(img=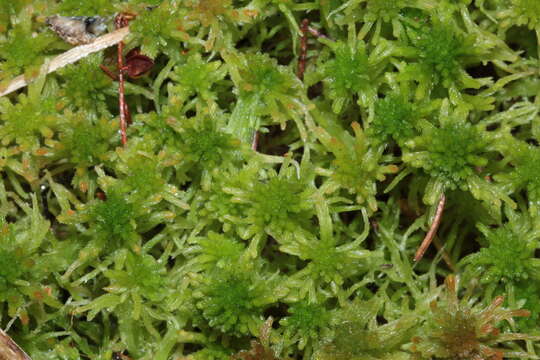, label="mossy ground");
[0,0,540,359]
